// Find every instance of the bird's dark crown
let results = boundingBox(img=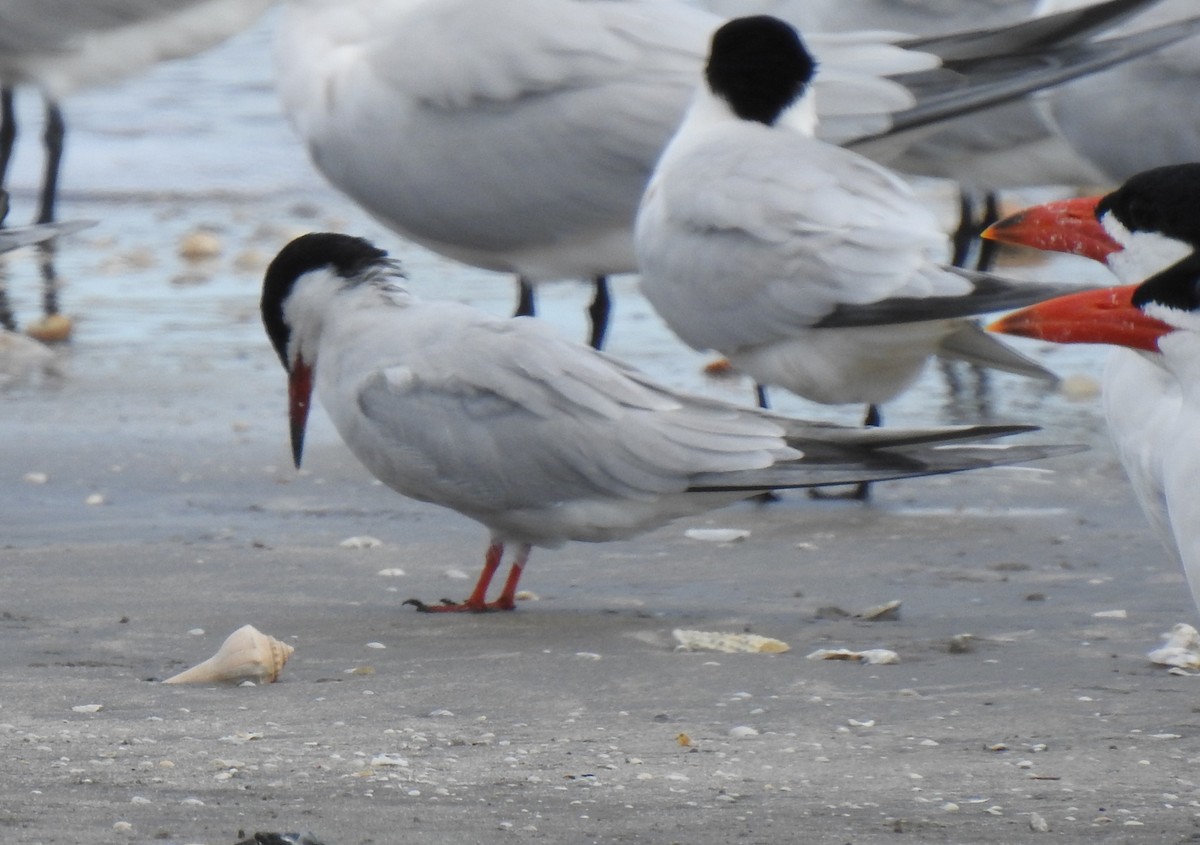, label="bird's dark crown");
[260,232,389,367]
[705,15,816,126]
[1132,252,1200,315]
[1098,163,1200,249]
